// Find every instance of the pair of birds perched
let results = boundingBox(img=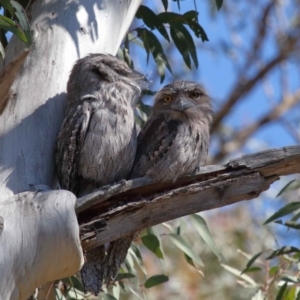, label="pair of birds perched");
[55,54,213,295]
